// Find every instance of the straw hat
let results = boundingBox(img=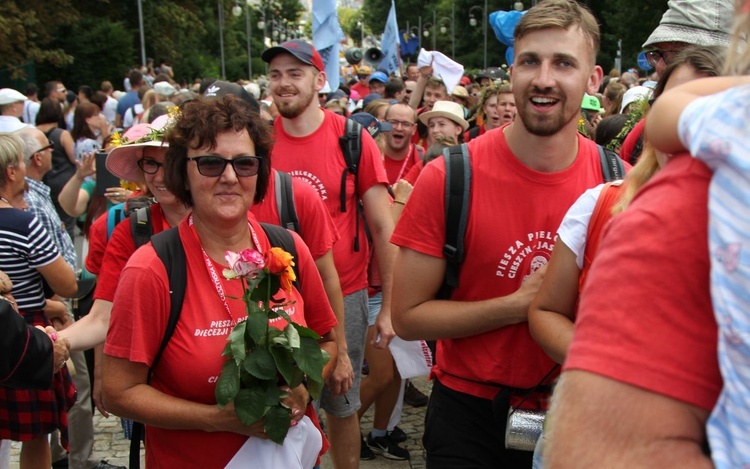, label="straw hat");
[106,122,169,185]
[419,101,469,131]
